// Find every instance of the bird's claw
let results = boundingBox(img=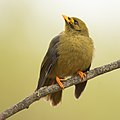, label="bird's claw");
[77,71,86,80]
[56,76,64,89]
